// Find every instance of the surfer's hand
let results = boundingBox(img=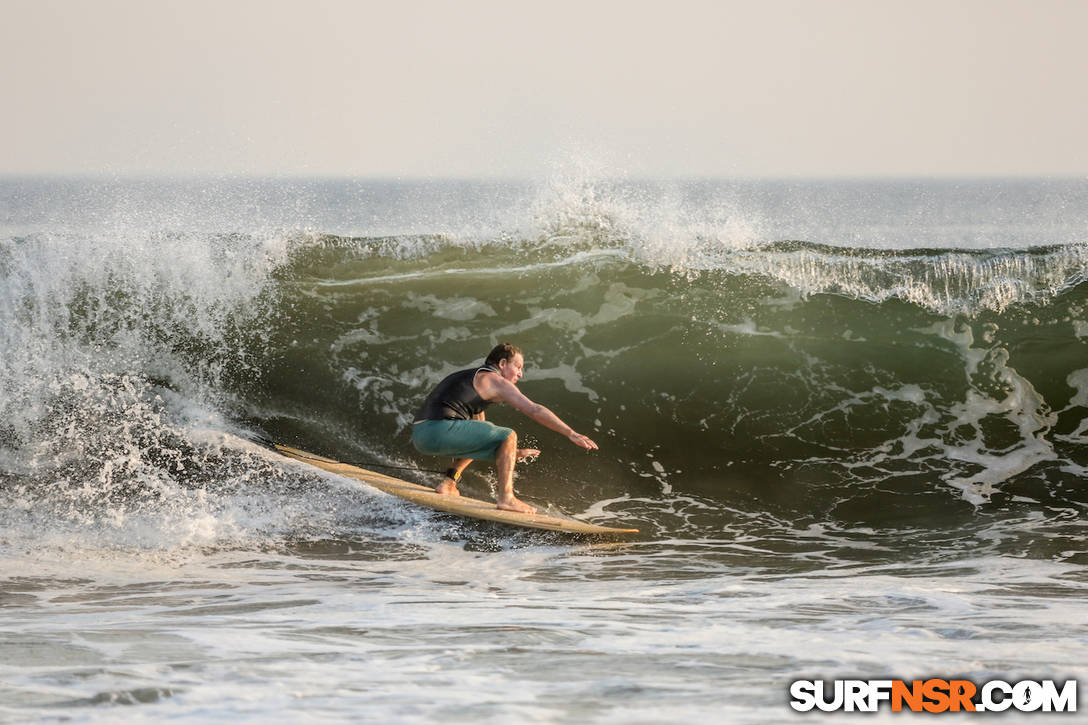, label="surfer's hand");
[568,431,598,450]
